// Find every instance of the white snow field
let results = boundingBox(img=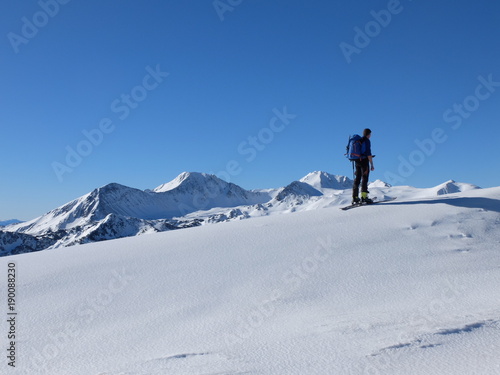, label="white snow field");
[2,185,500,374]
